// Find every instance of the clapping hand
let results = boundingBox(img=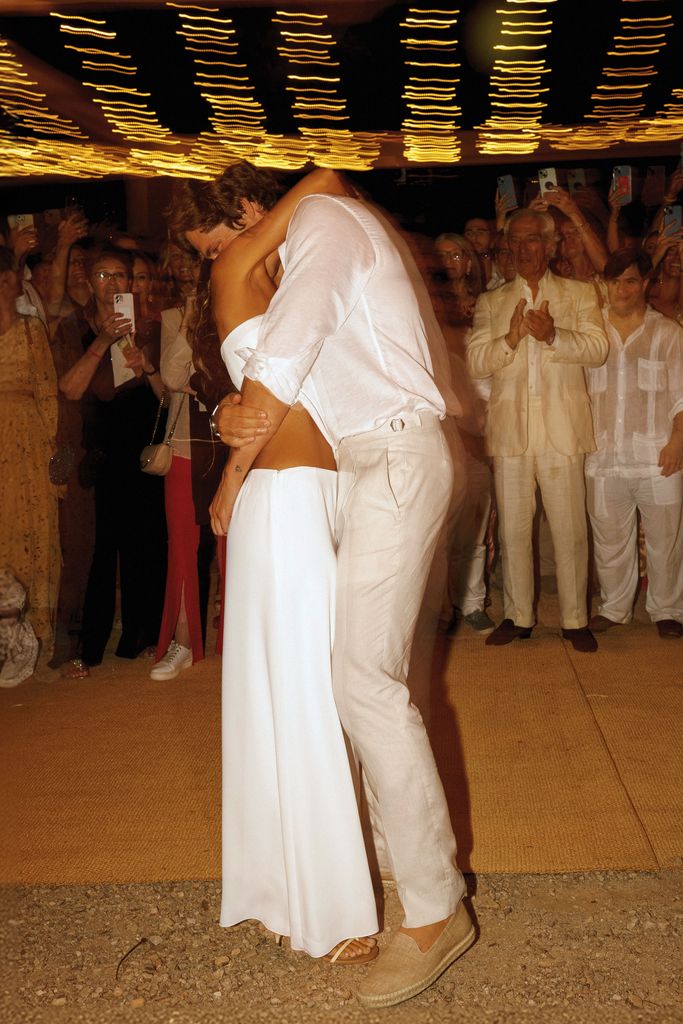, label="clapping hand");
[505,298,527,349]
[523,300,555,344]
